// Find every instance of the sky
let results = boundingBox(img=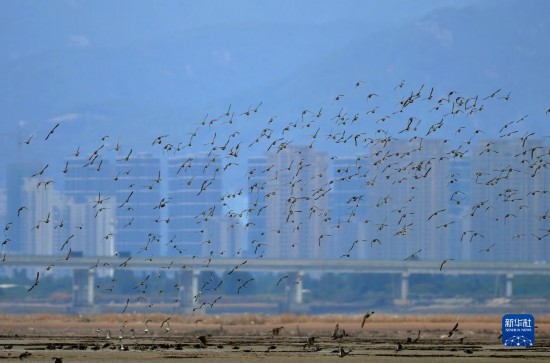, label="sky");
[0,0,548,195]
